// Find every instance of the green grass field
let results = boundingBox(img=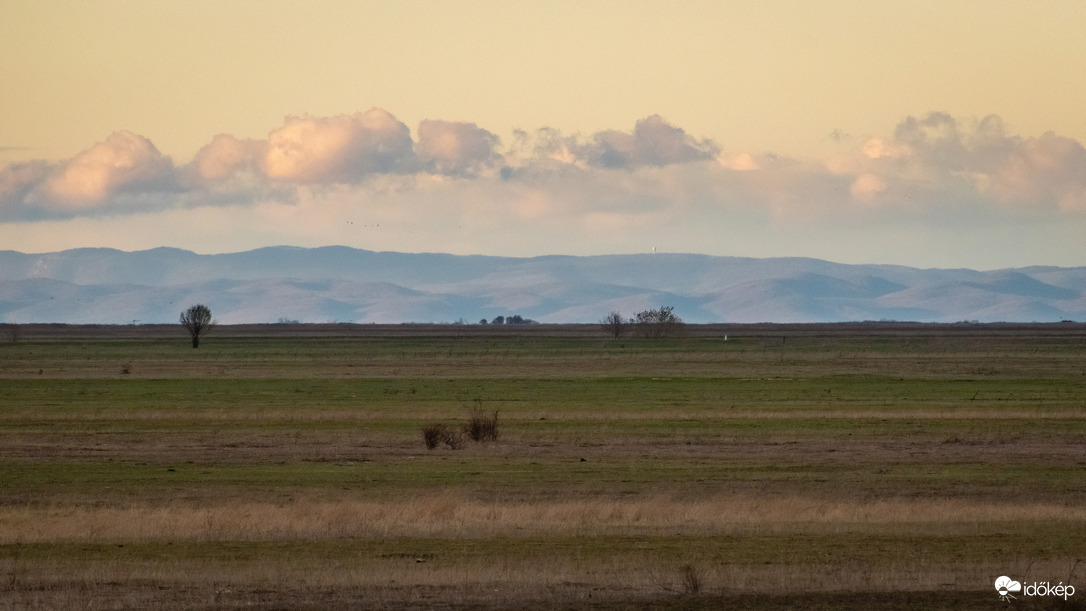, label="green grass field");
[1,324,1085,609]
